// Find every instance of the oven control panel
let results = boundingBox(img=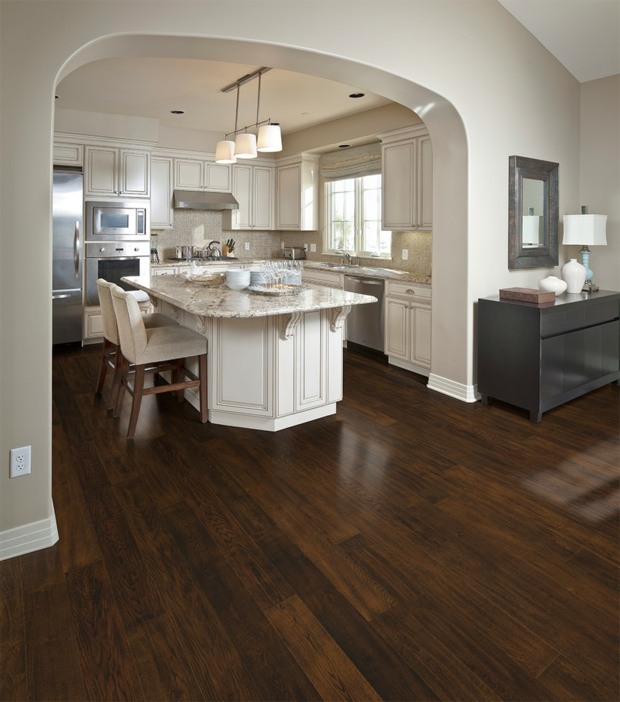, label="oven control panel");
[85,241,150,258]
